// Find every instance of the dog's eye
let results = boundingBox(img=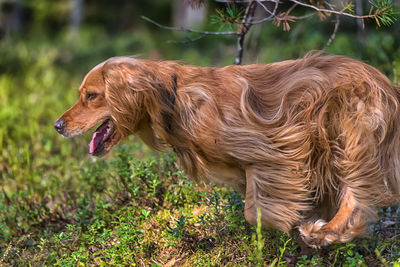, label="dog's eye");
[86,93,98,101]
